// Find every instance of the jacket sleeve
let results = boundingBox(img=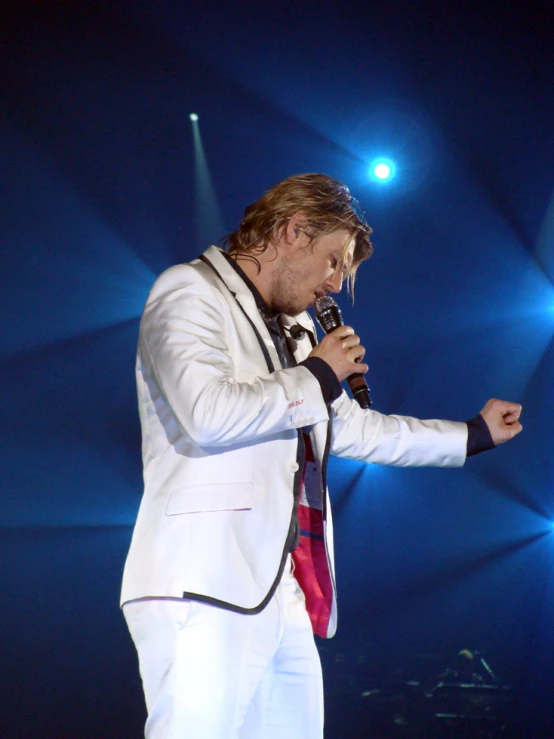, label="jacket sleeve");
[330,391,468,468]
[139,265,330,447]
